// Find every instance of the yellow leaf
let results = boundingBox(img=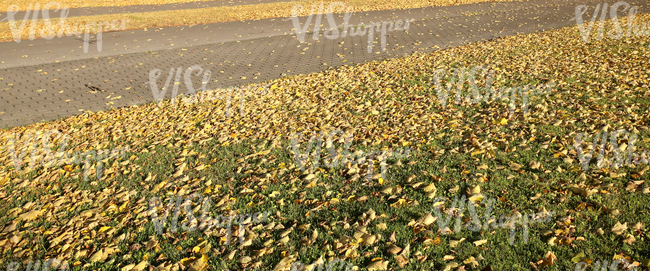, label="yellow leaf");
[571,252,585,263]
[471,150,485,156]
[390,198,407,208]
[98,226,112,234]
[423,183,436,193]
[468,194,484,203]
